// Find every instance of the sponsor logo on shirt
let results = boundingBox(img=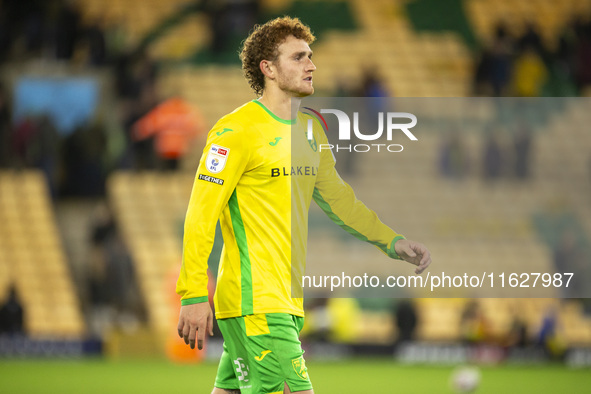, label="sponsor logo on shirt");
[254,350,272,361]
[269,137,282,146]
[216,127,233,136]
[198,174,224,185]
[206,144,230,173]
[271,166,318,177]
